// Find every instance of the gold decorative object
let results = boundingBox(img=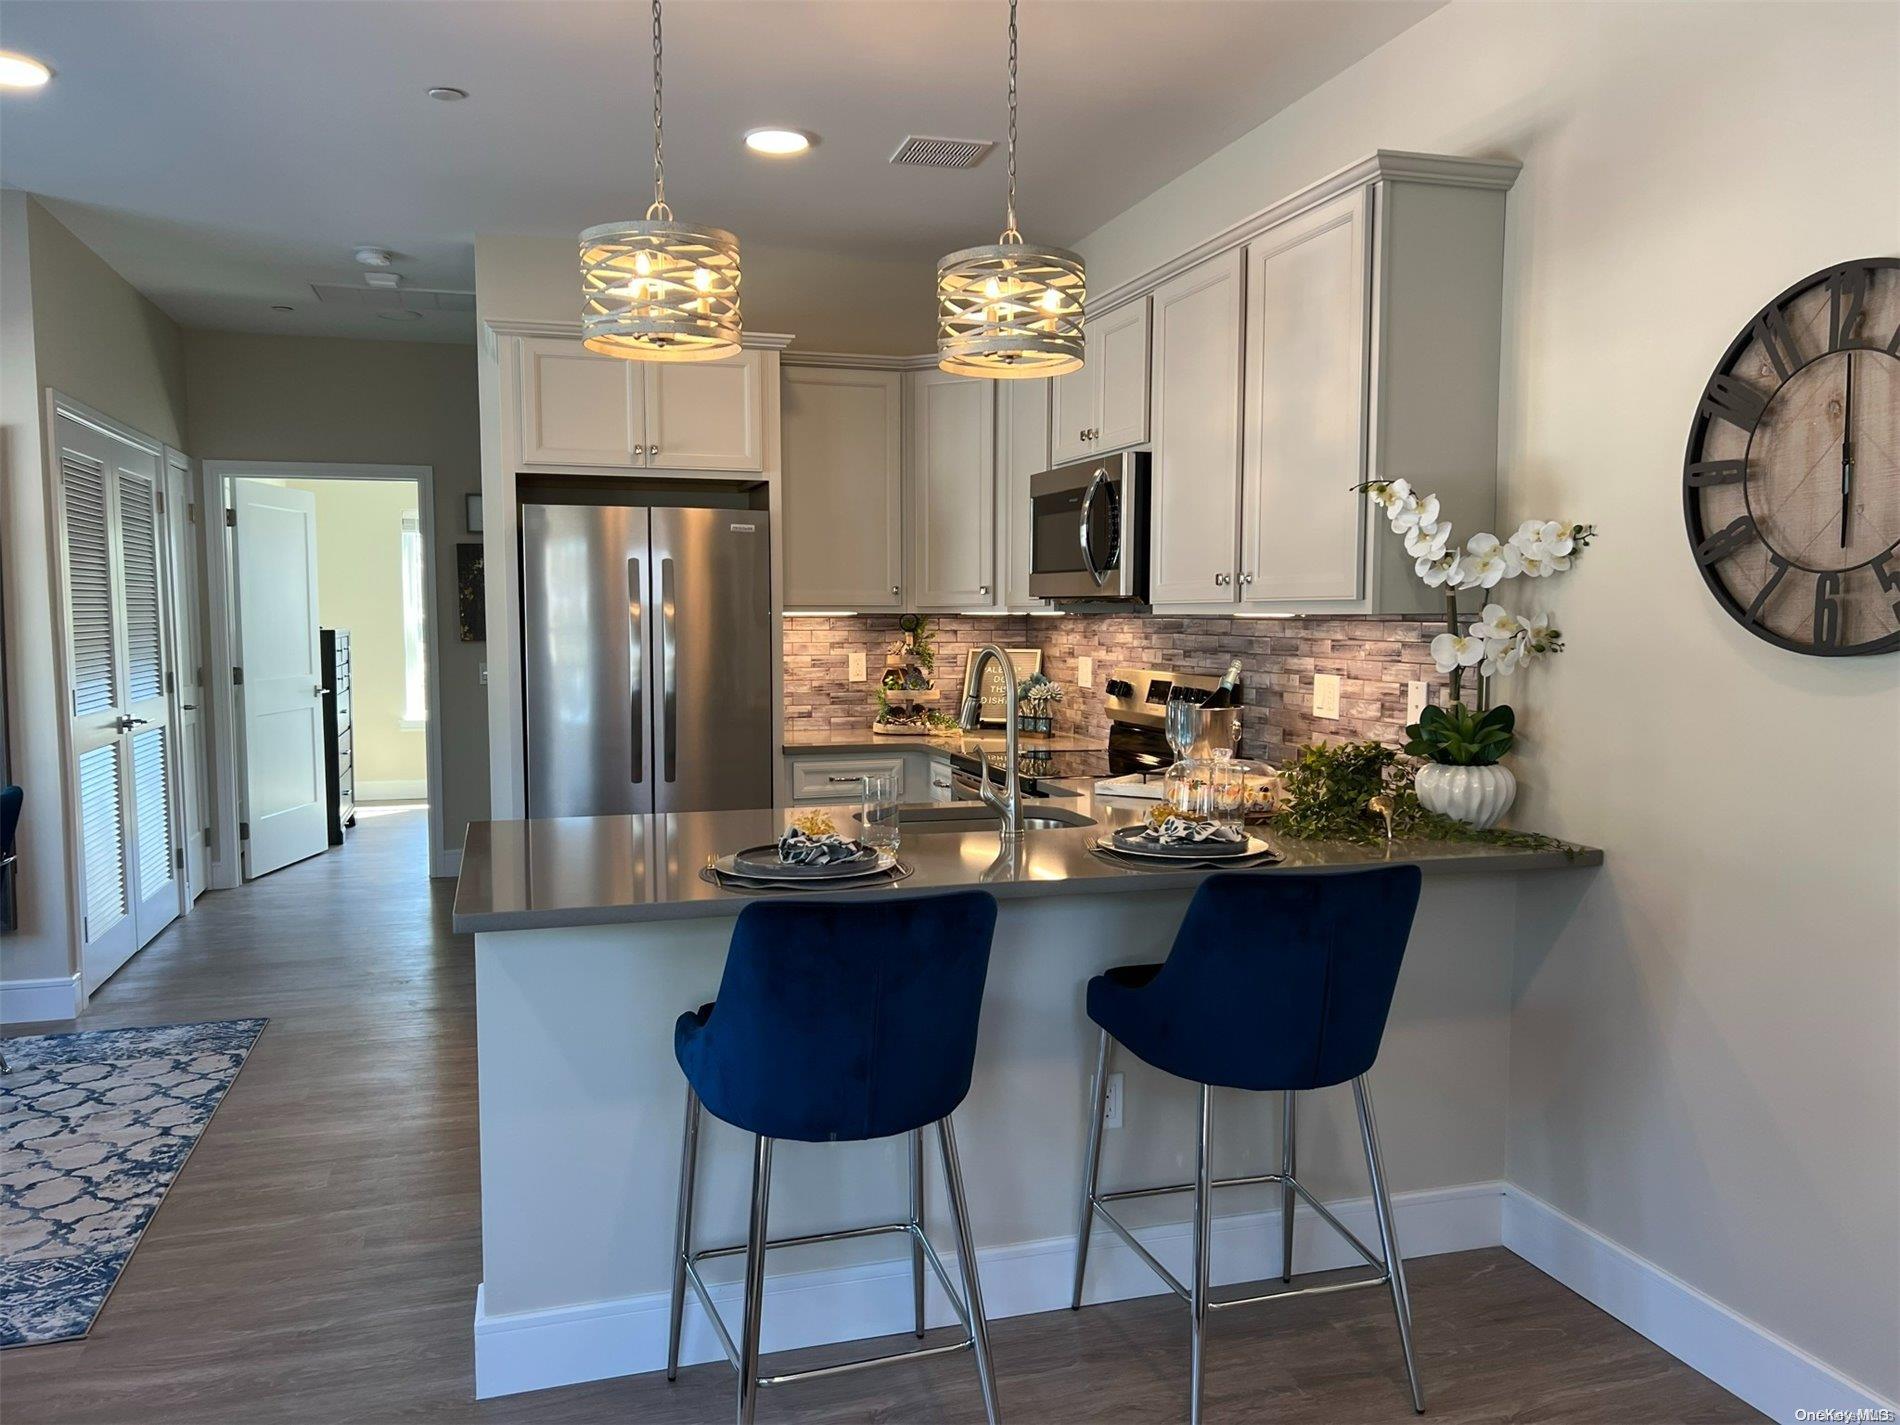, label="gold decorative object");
[1369,793,1396,845]
[790,809,836,839]
[935,0,1085,378]
[580,0,742,361]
